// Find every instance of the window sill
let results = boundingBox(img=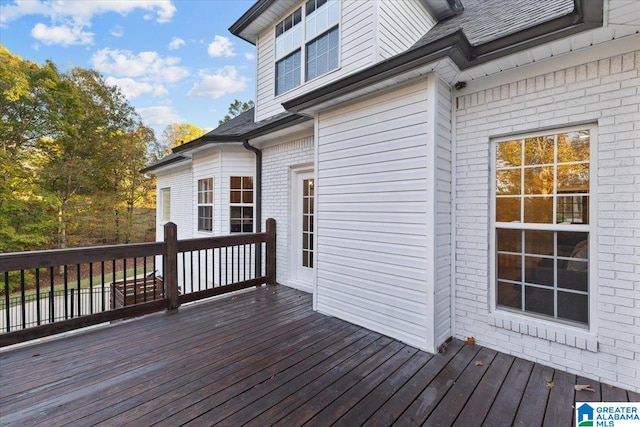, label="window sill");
[488,310,598,352]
